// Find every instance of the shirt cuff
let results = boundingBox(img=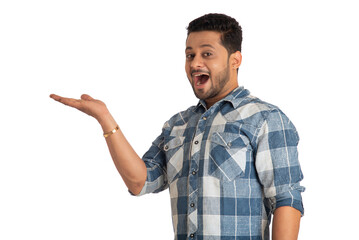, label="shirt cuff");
[128,182,148,197]
[269,184,305,216]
